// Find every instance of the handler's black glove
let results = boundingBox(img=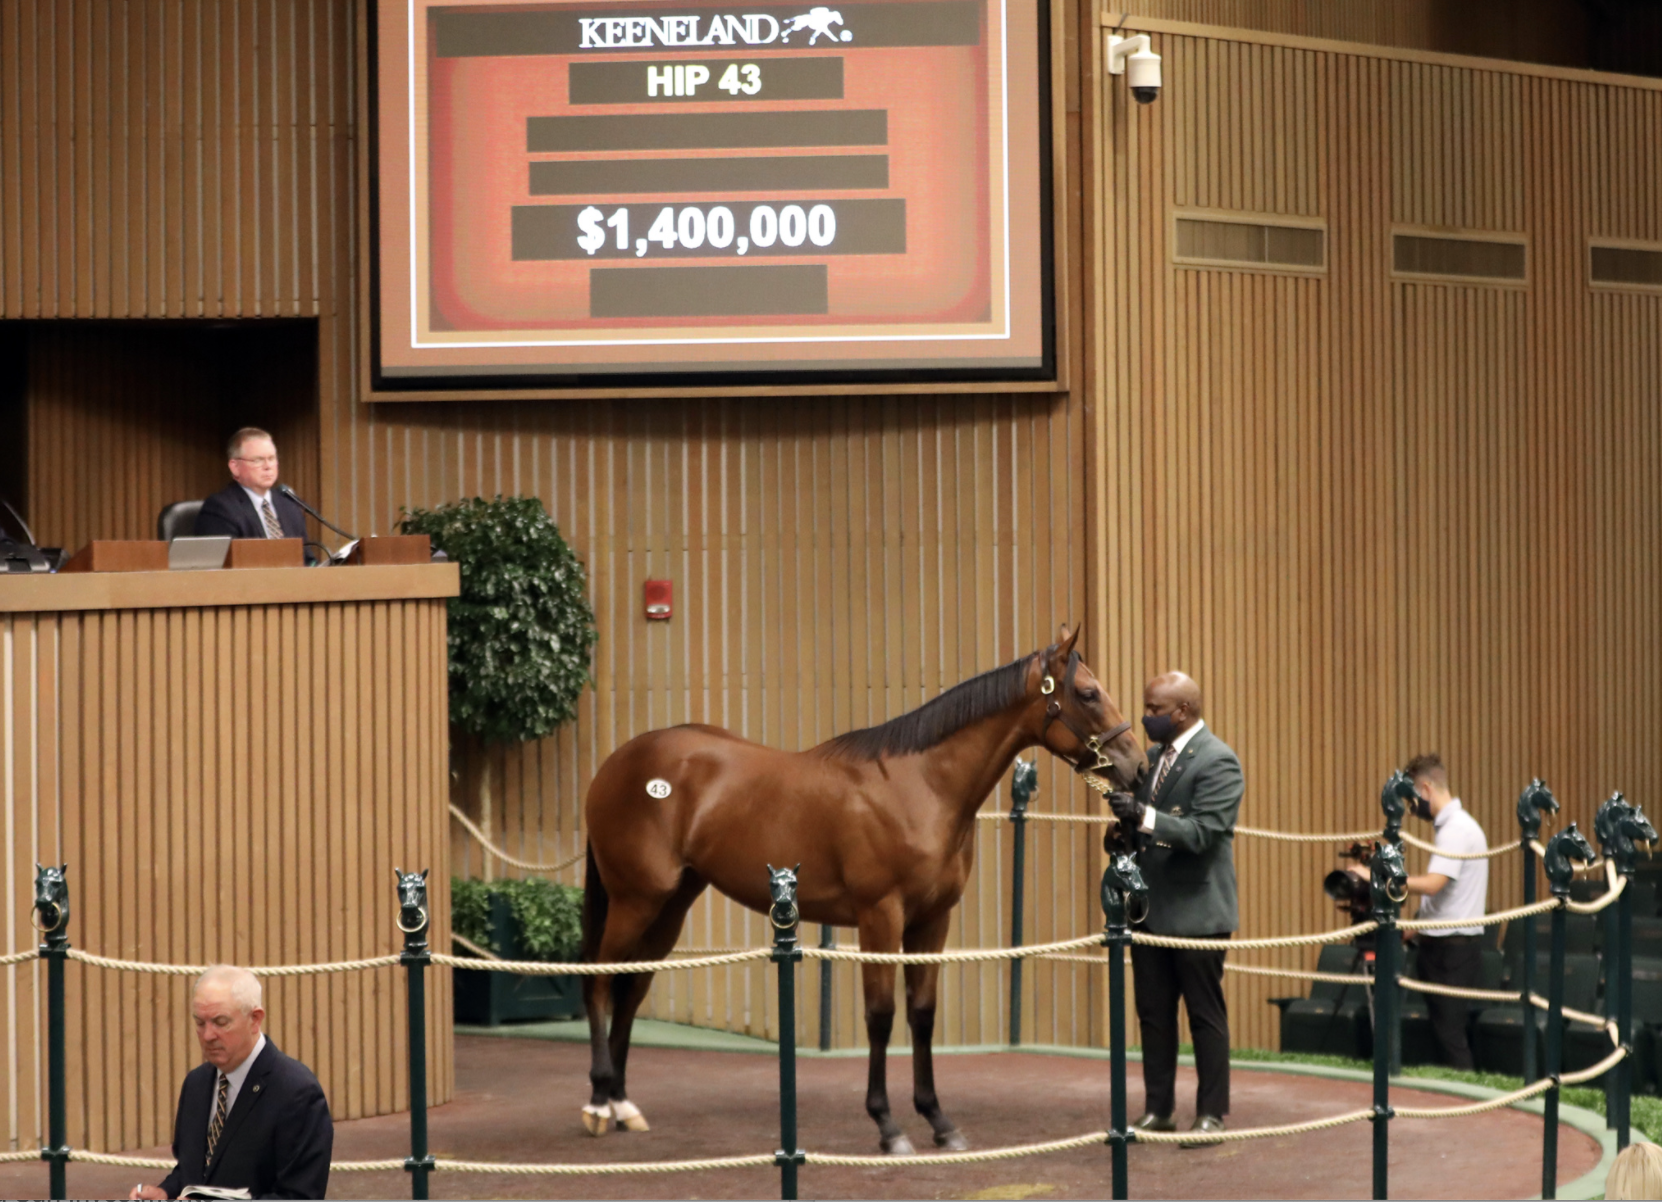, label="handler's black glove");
[1108,792,1146,828]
